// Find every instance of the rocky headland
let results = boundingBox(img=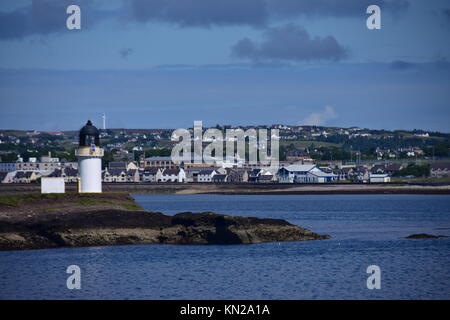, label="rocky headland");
[0,193,329,251]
